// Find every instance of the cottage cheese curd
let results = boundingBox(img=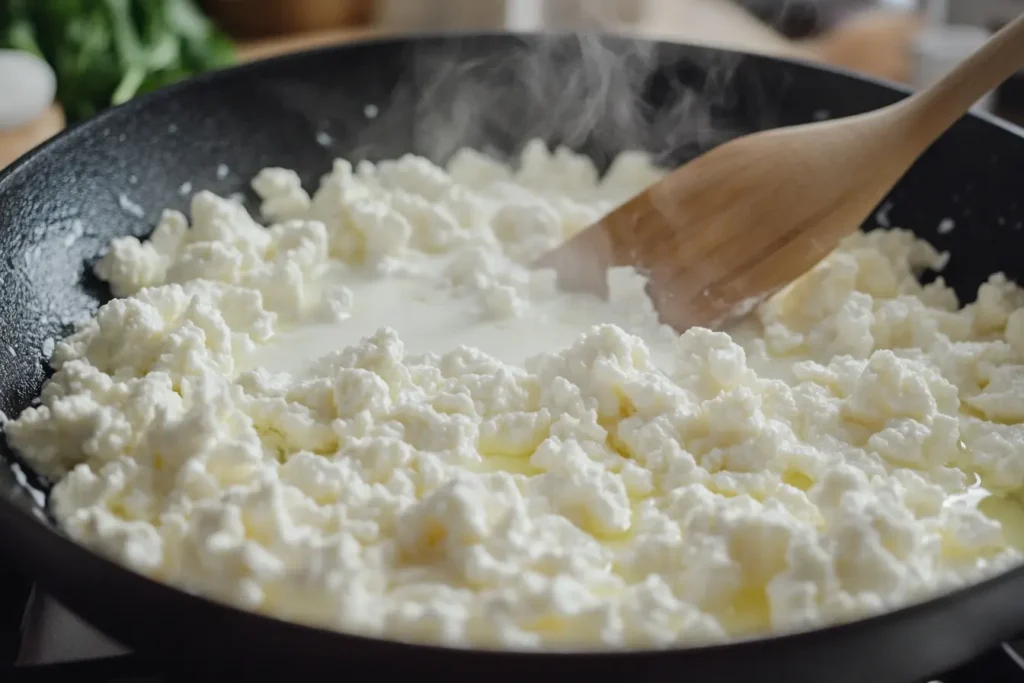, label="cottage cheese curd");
[8,141,1024,650]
